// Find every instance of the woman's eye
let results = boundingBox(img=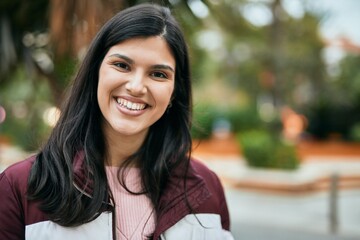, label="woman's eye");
[151,71,167,79]
[114,62,130,70]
